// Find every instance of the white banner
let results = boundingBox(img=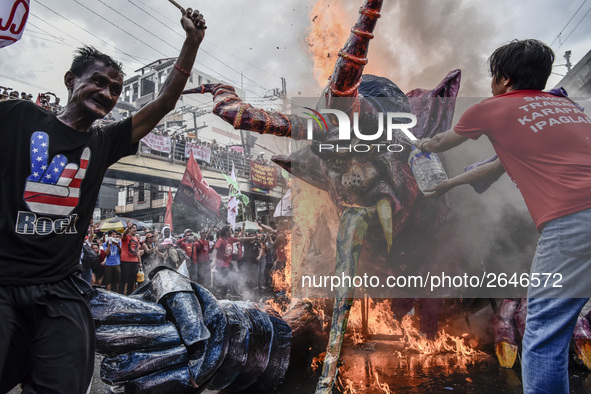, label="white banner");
[185,142,212,164]
[227,163,238,230]
[0,0,30,48]
[141,133,171,154]
[274,188,292,217]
